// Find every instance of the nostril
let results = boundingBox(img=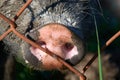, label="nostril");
[64,42,74,51]
[37,41,46,48]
